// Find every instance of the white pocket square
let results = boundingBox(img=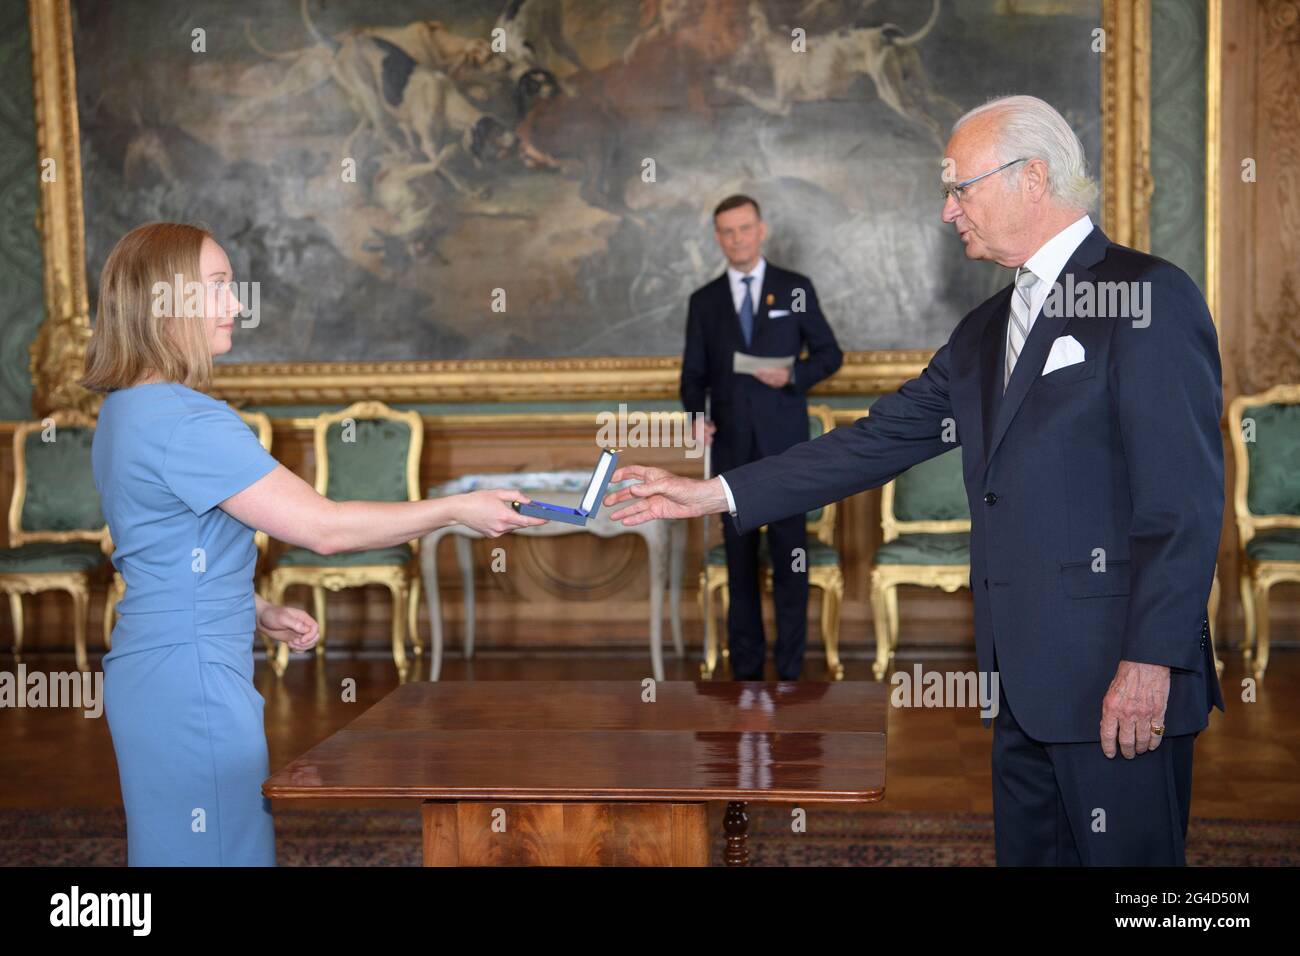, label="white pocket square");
[768,309,791,318]
[1041,335,1086,375]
